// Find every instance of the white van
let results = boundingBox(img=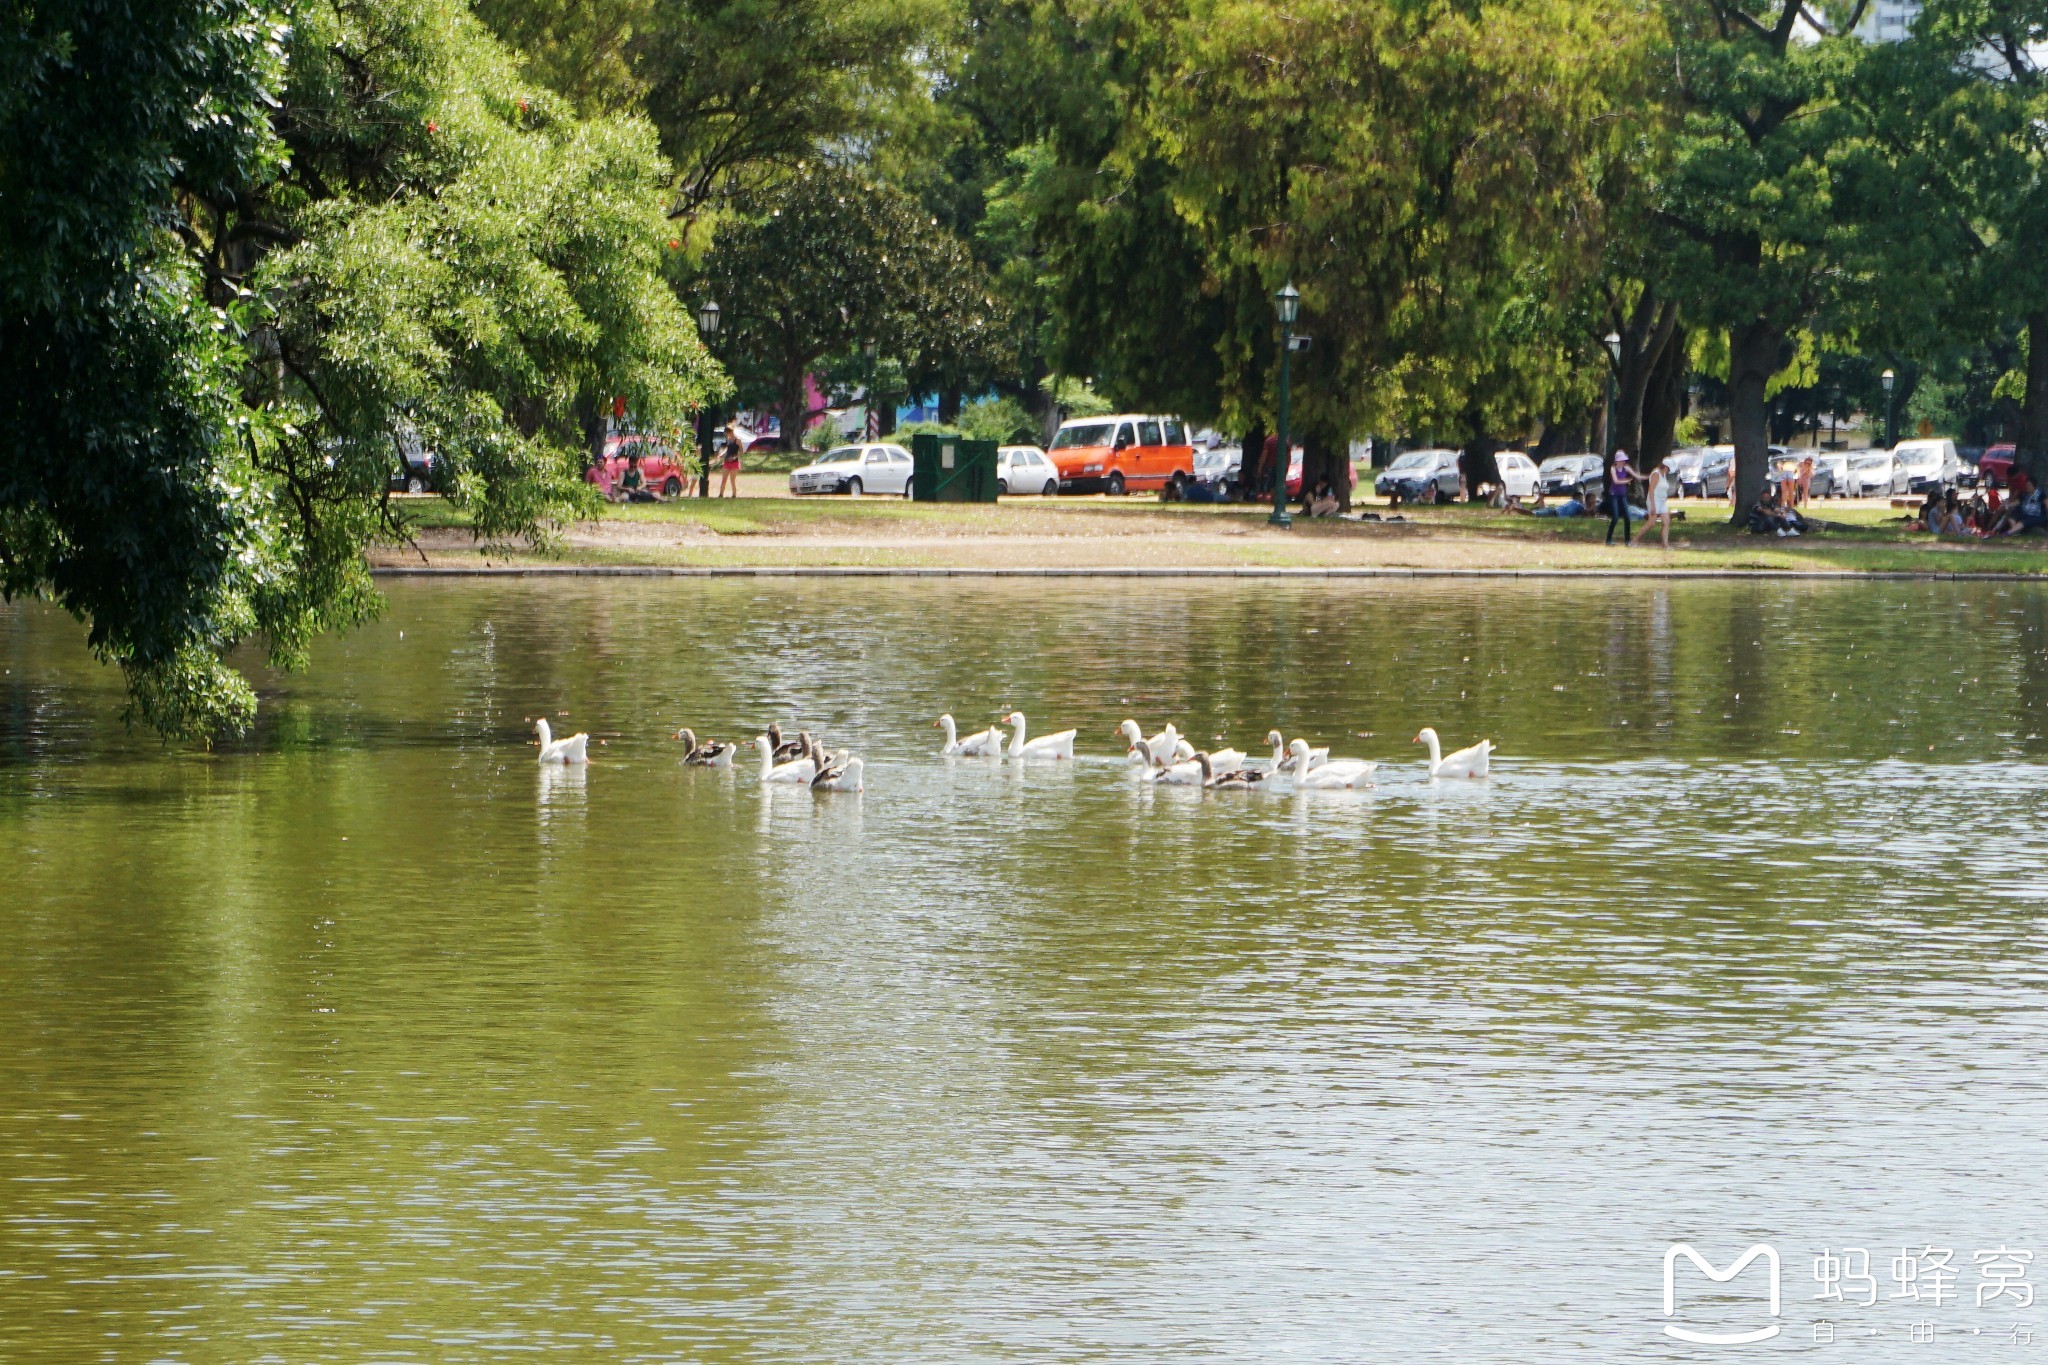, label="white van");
[1890,439,1960,494]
